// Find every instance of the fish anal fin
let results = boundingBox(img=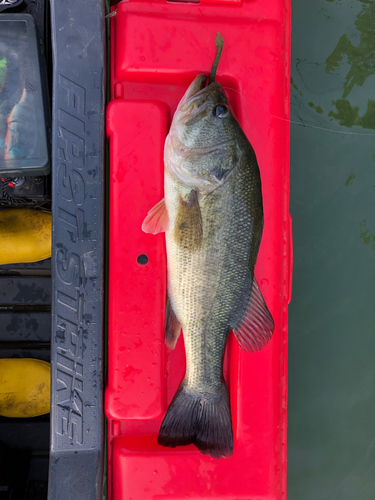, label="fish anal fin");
[233,278,274,352]
[174,190,202,251]
[165,297,181,350]
[142,198,169,234]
